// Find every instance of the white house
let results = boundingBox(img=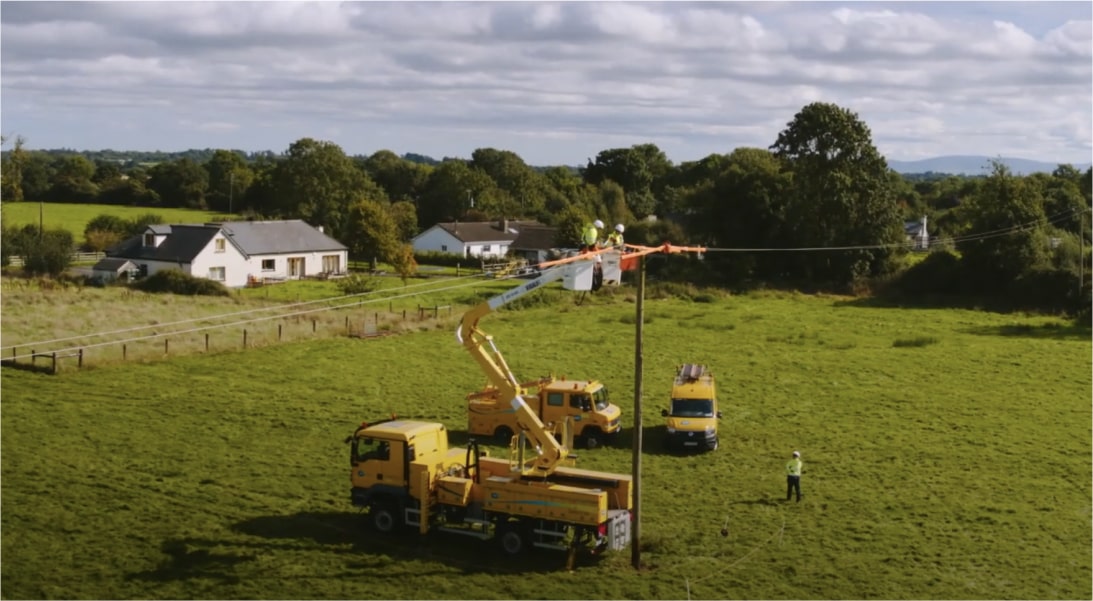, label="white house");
[904,216,929,250]
[105,220,348,288]
[412,219,545,259]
